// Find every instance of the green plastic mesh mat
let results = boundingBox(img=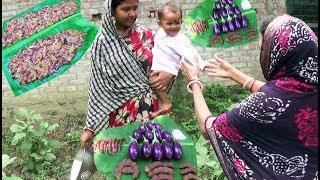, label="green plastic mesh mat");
[2,0,99,96]
[93,115,198,180]
[2,0,81,50]
[183,0,258,48]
